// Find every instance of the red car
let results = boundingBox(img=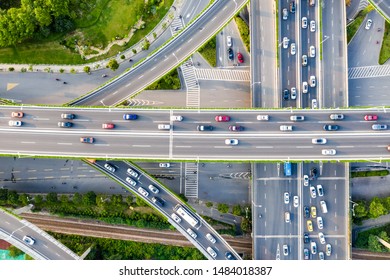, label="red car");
[215,115,230,122]
[102,123,115,129]
[11,112,24,118]
[364,115,378,121]
[237,52,244,63]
